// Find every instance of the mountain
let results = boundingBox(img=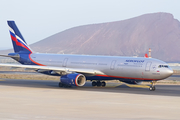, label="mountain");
[2,12,180,62]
